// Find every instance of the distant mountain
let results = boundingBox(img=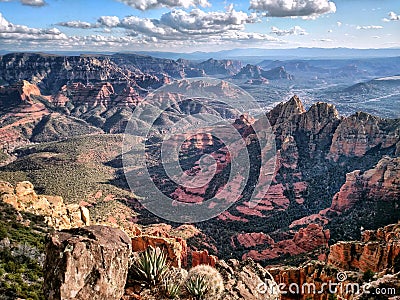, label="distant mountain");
[195,58,242,76]
[233,64,293,81]
[258,57,400,82]
[2,48,400,62]
[131,47,400,61]
[344,75,400,93]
